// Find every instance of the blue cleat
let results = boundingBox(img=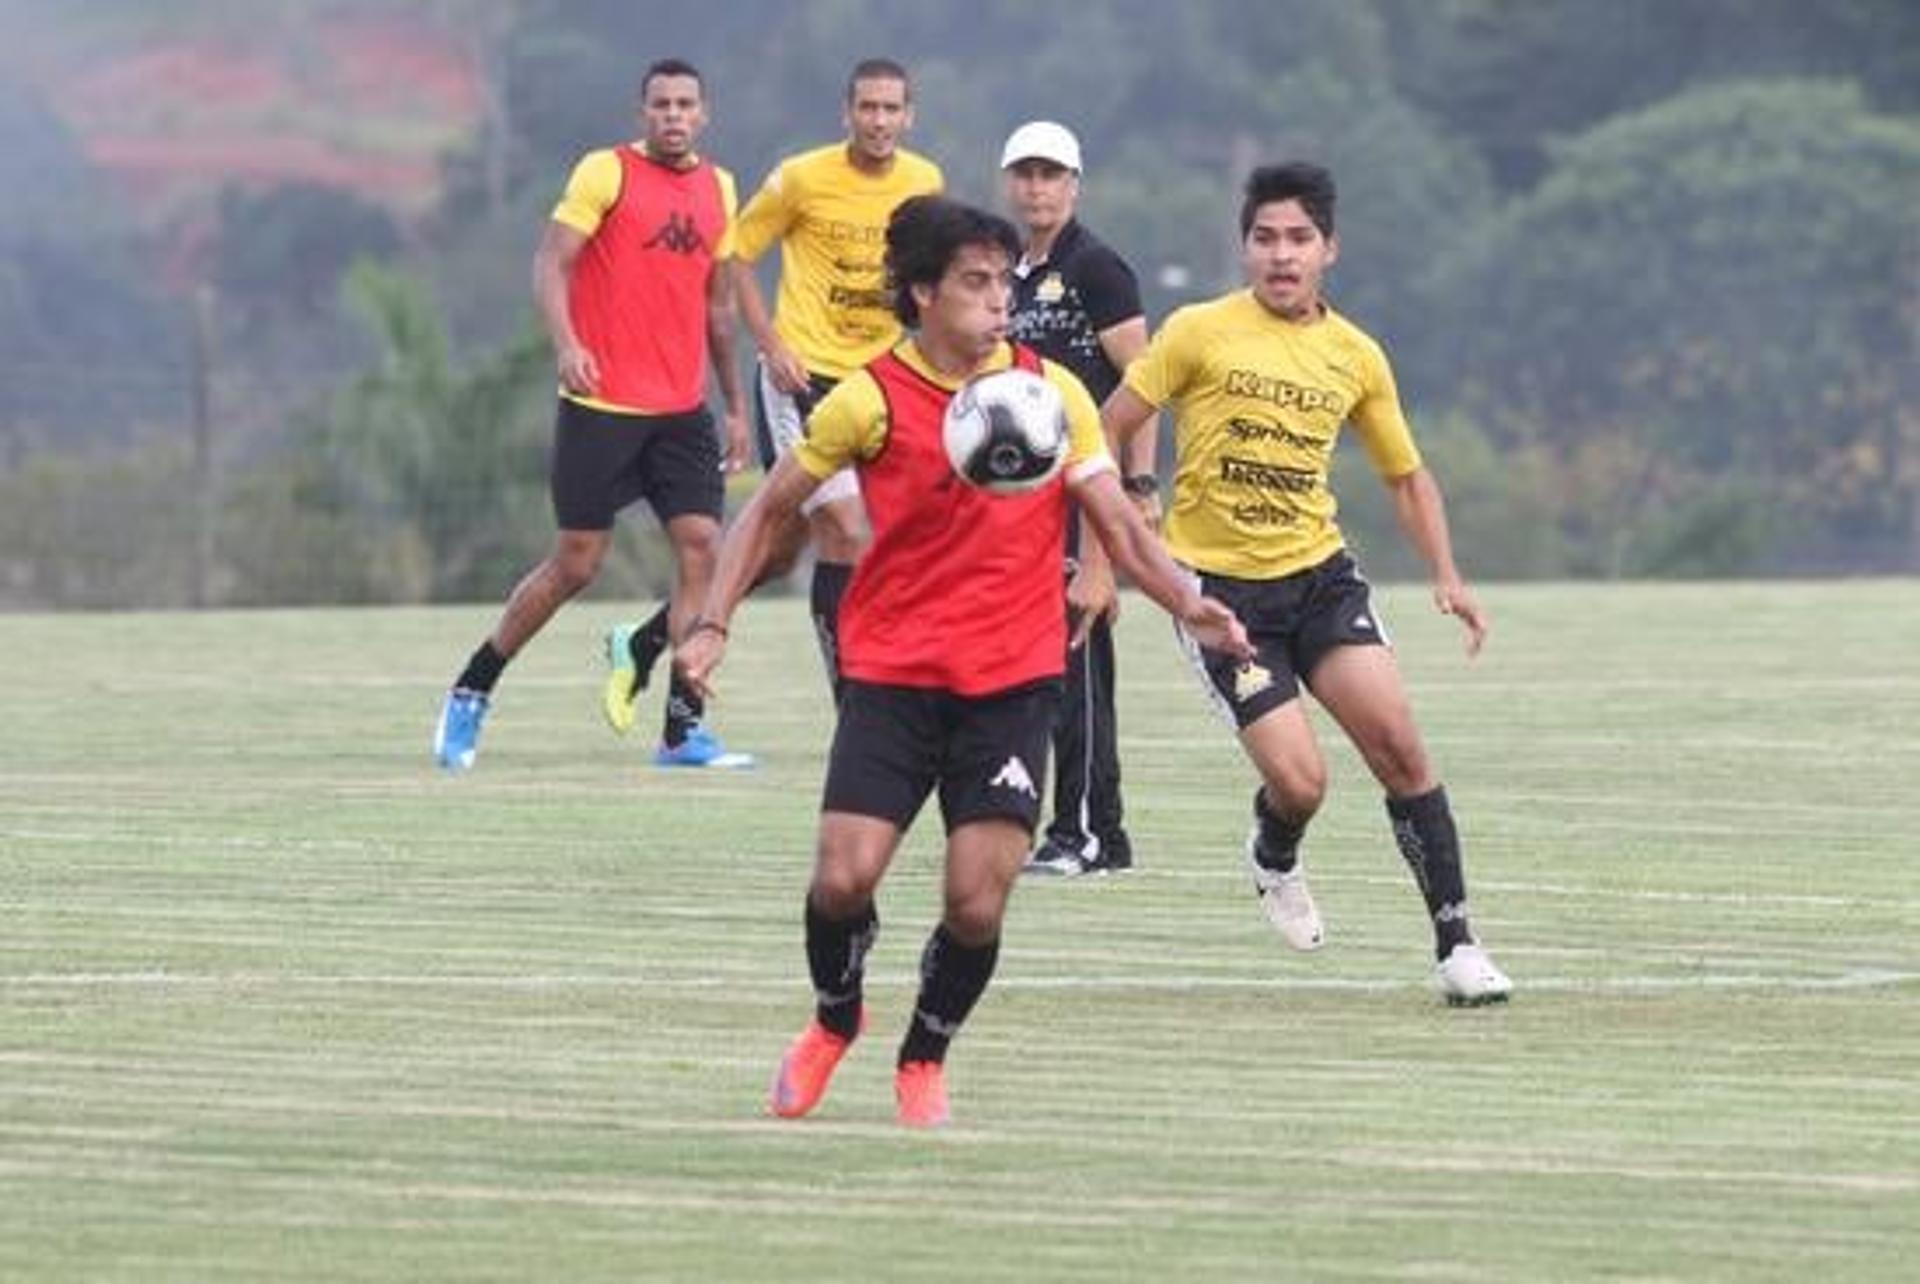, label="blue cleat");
[652,723,755,769]
[434,688,490,771]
